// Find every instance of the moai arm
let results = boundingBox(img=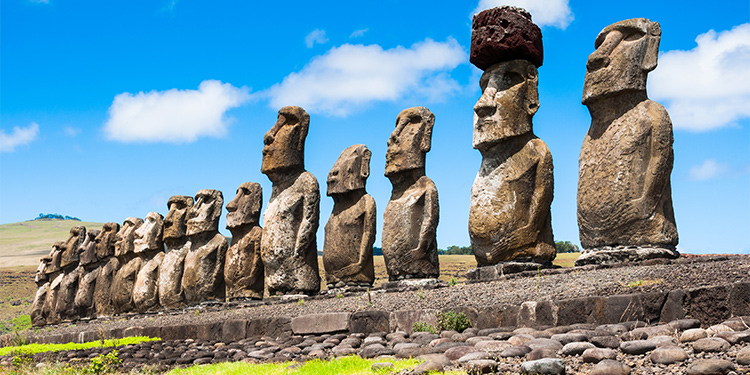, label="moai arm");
[296,177,320,258]
[338,195,377,277]
[510,144,554,248]
[413,180,439,260]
